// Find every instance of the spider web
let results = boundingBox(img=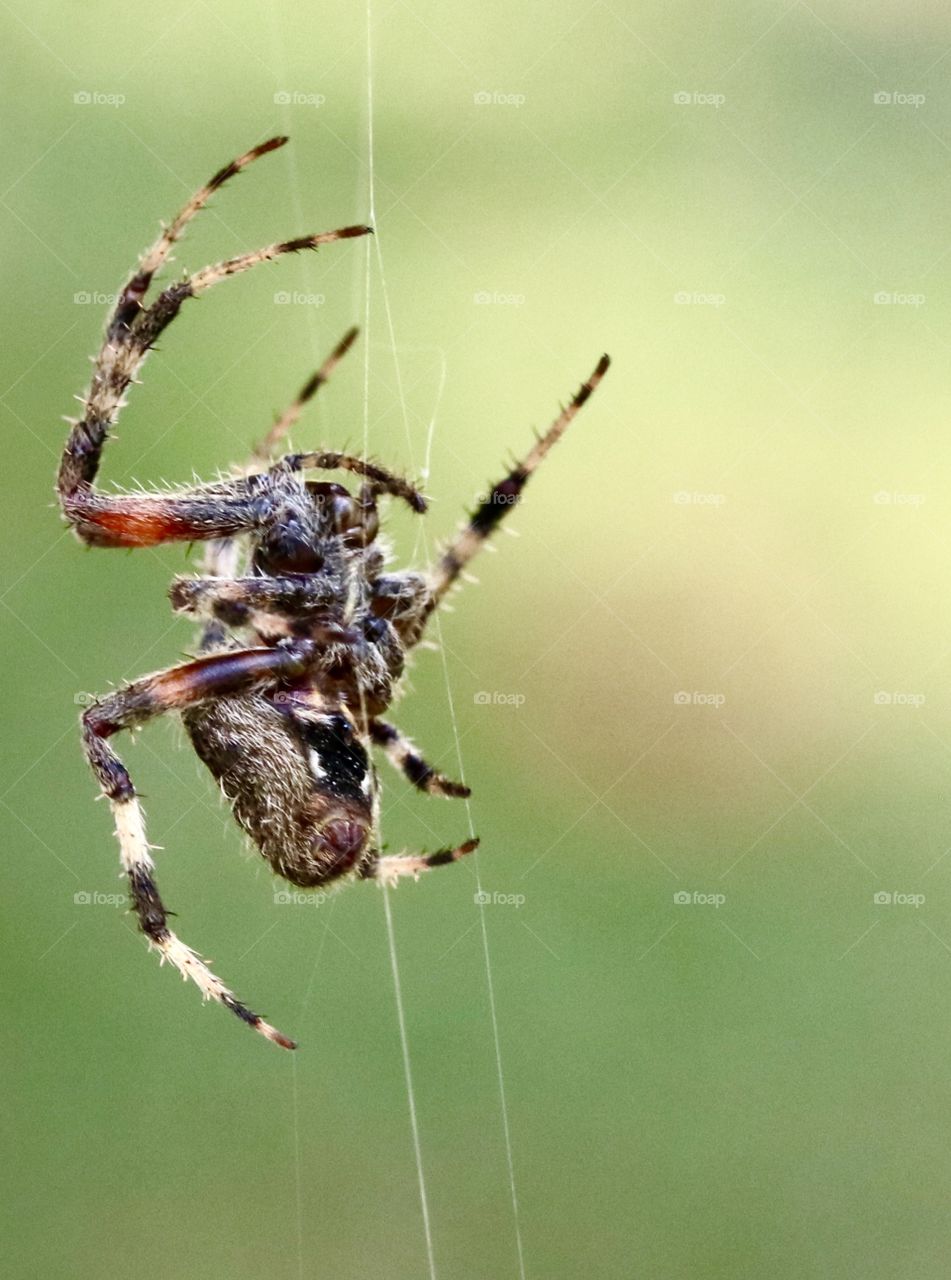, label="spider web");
[266,6,526,1278]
